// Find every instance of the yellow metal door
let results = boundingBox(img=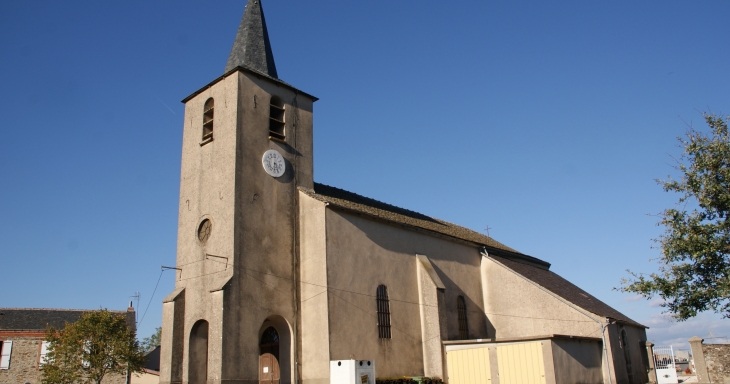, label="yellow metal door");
[445,347,492,383]
[496,342,546,384]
